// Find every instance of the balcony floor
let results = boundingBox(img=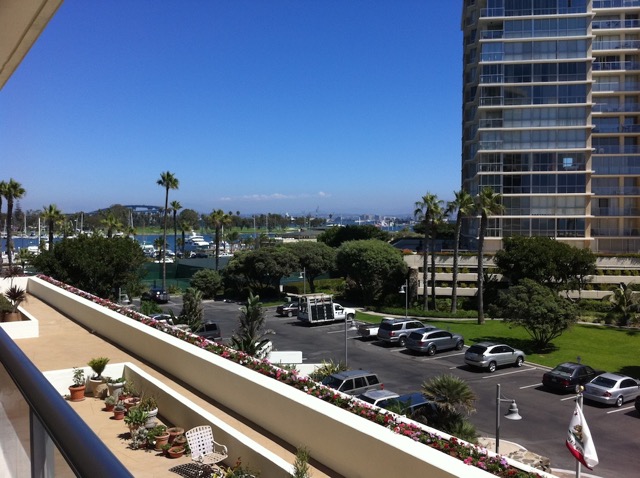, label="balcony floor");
[15,295,336,478]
